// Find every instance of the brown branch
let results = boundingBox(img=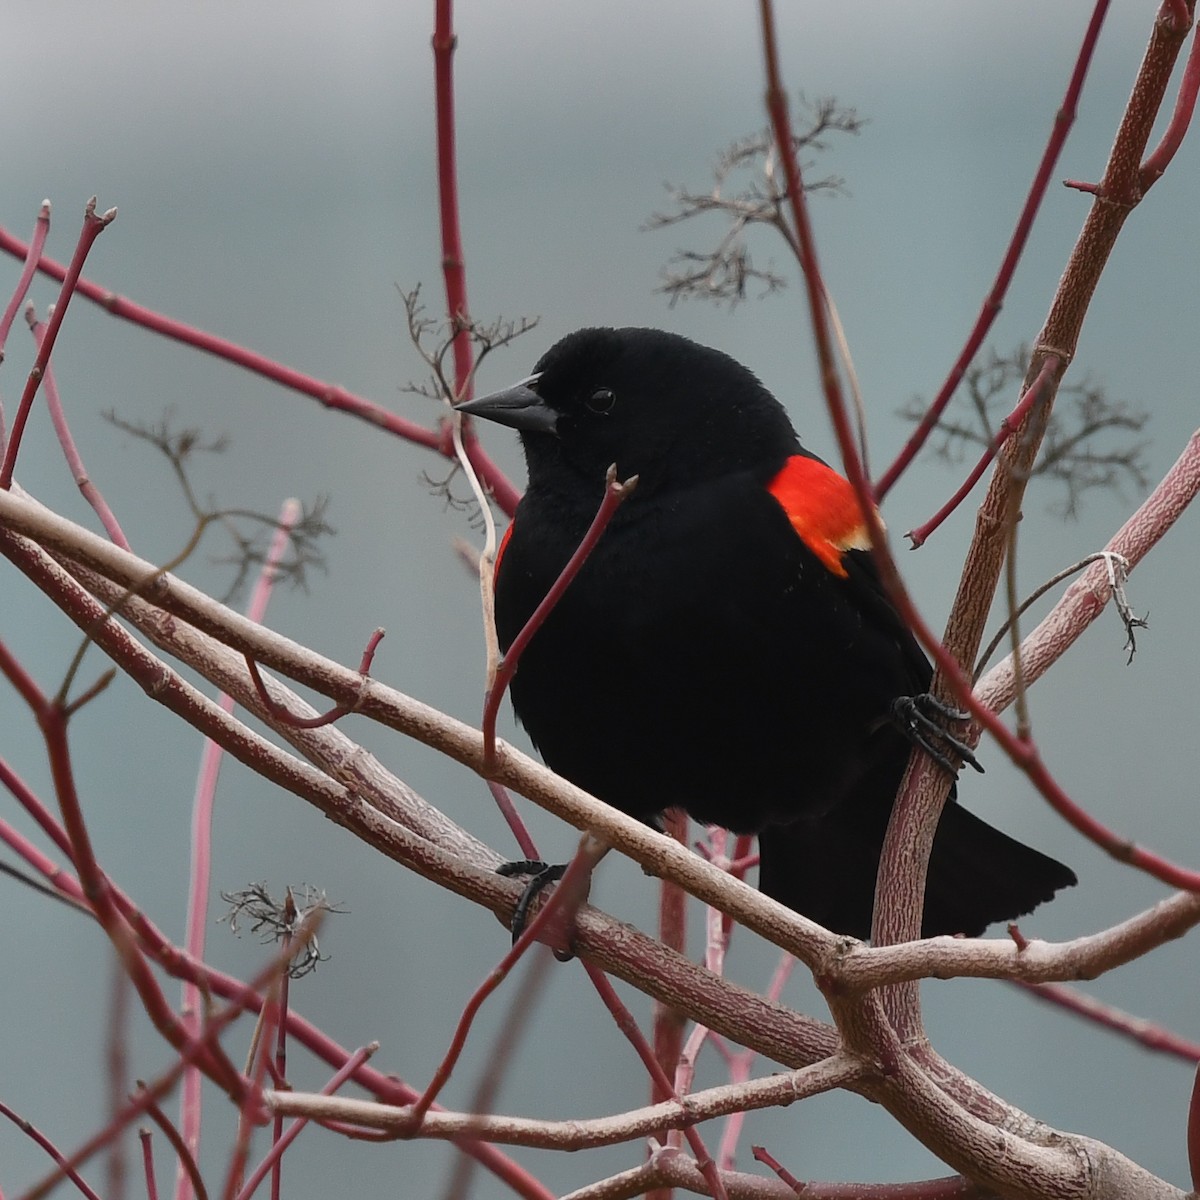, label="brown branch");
[265,1053,864,1150]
